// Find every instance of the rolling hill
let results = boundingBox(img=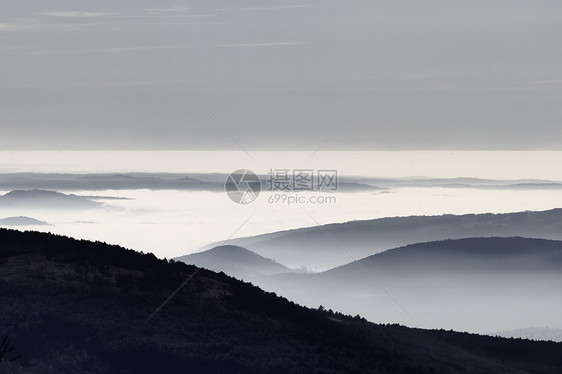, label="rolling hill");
[1,229,562,373]
[176,245,294,279]
[0,173,224,192]
[0,173,379,193]
[200,209,562,270]
[0,216,50,227]
[255,237,562,333]
[0,190,101,210]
